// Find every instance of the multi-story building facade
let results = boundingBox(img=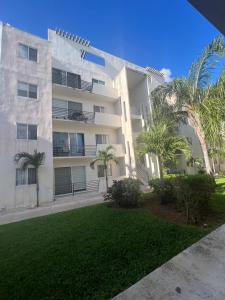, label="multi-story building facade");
[0,22,165,210]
